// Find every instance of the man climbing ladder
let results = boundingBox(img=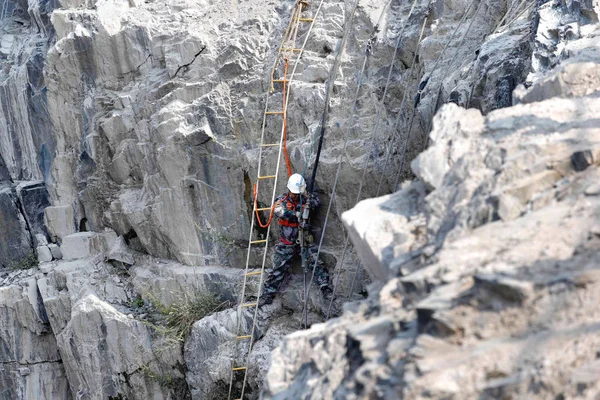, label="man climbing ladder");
[260,173,332,305]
